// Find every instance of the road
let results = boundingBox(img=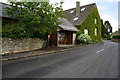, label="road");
[2,41,119,78]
